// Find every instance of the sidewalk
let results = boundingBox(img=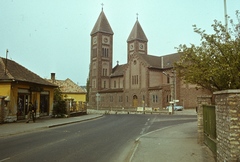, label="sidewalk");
[130,121,216,162]
[0,114,103,137]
